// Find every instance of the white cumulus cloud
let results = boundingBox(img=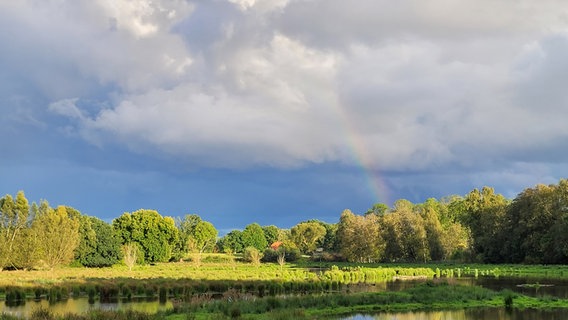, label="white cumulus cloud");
[4,0,568,175]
